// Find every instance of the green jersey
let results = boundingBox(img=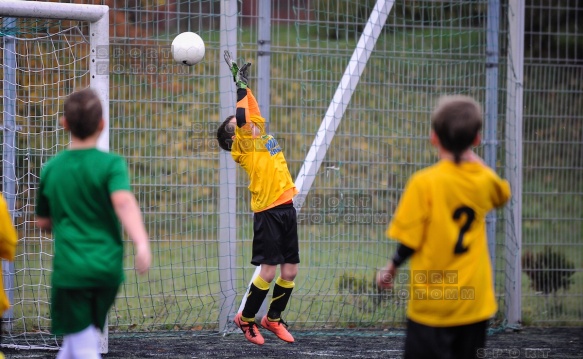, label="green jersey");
[36,148,131,288]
